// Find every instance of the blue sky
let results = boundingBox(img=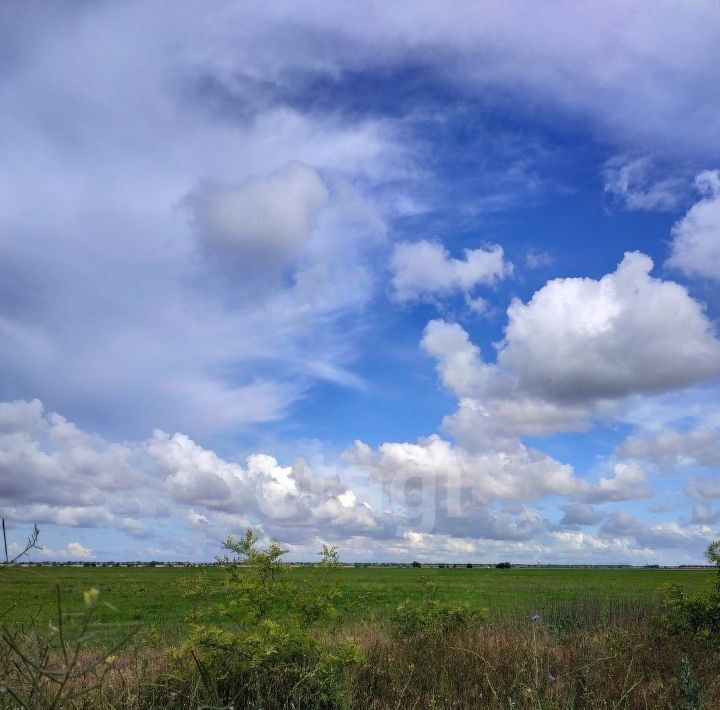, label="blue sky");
[1,1,720,563]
